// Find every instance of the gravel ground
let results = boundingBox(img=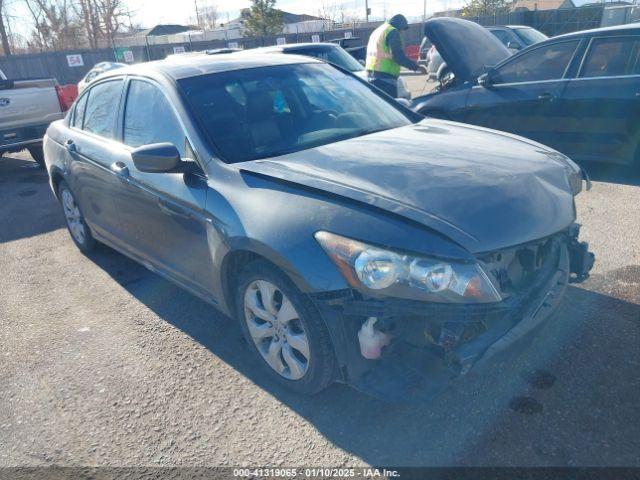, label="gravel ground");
[0,140,638,469]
